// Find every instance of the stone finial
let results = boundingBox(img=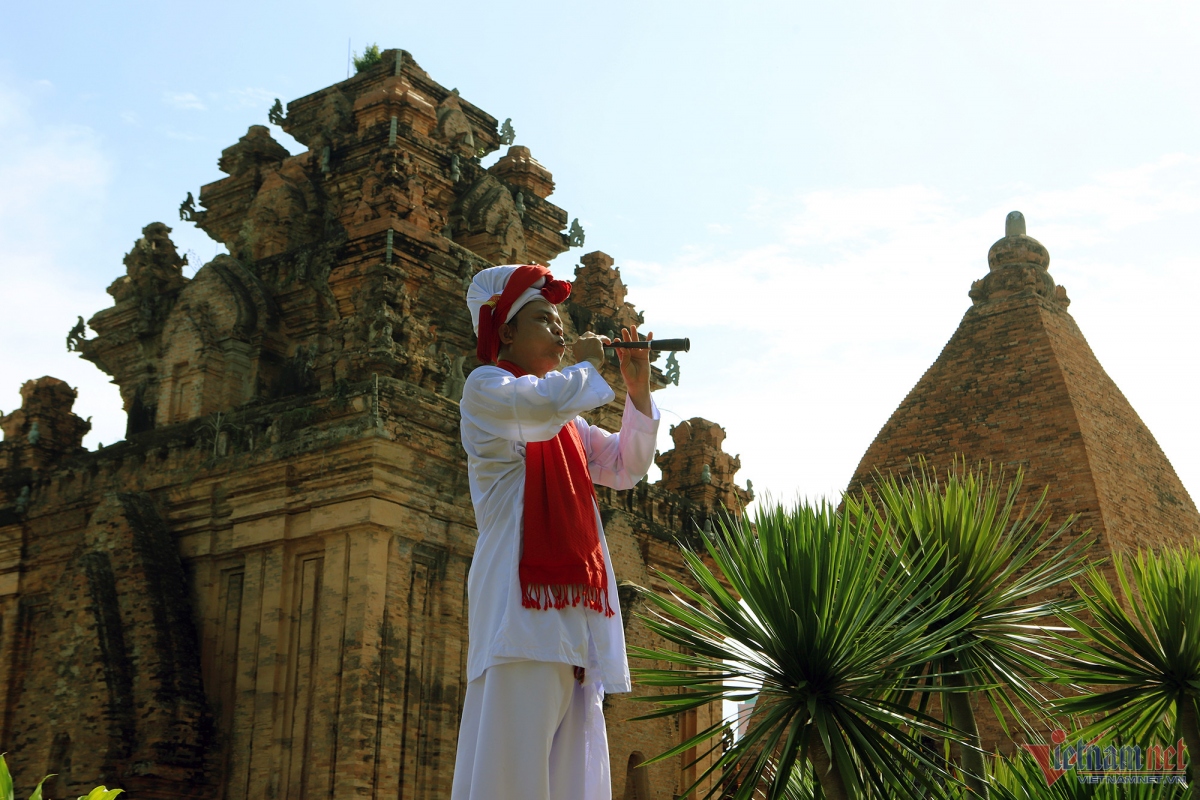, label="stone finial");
[1005,210,1026,238]
[0,377,91,470]
[987,211,1049,272]
[489,145,555,199]
[216,125,290,178]
[571,252,626,318]
[106,223,190,305]
[970,212,1069,309]
[568,251,645,334]
[655,417,753,512]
